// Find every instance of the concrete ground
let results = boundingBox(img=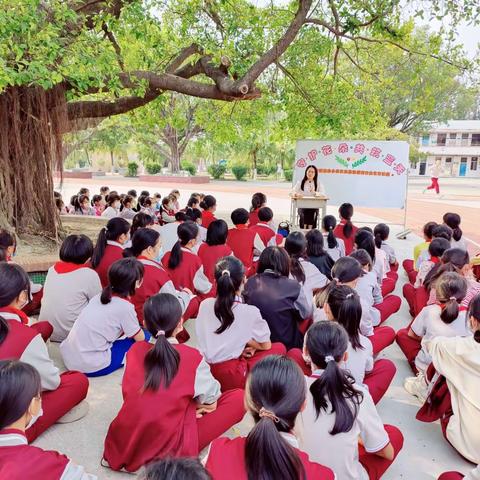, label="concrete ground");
[32,177,478,478]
